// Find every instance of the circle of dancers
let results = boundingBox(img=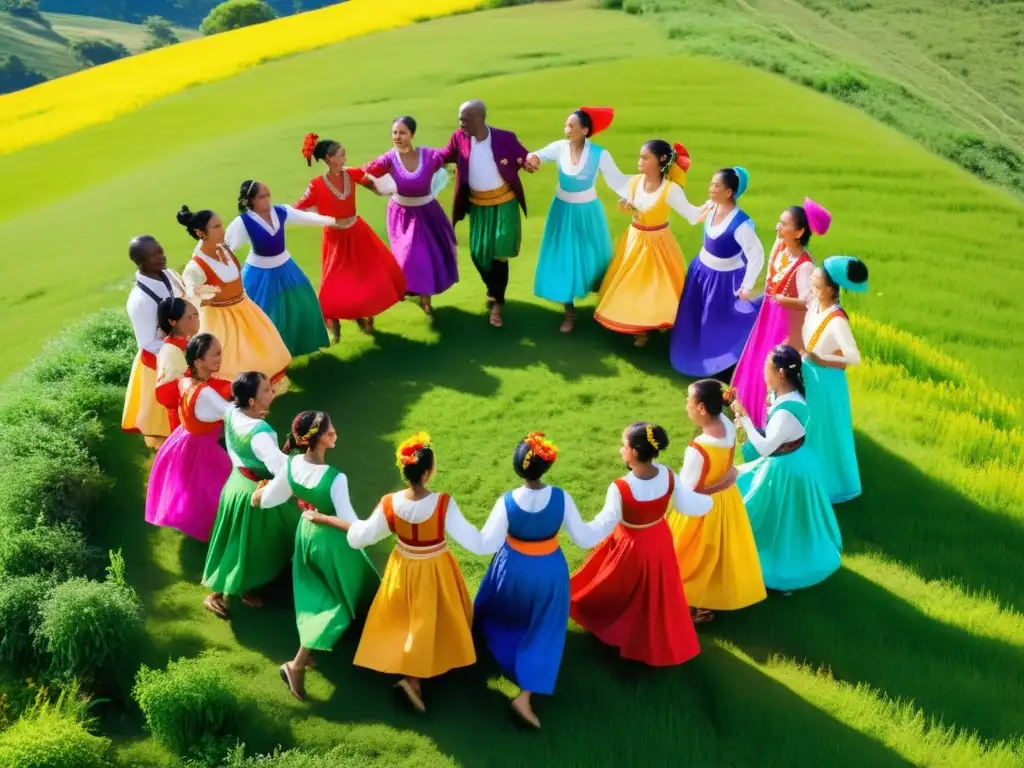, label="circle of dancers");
[120,101,870,728]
